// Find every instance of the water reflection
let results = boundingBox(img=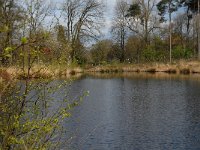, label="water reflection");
[60,75,200,150]
[1,73,200,150]
[86,72,200,82]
